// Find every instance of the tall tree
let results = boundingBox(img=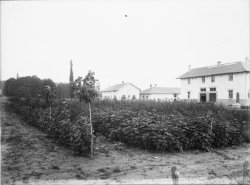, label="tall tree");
[74,71,98,158]
[69,60,74,100]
